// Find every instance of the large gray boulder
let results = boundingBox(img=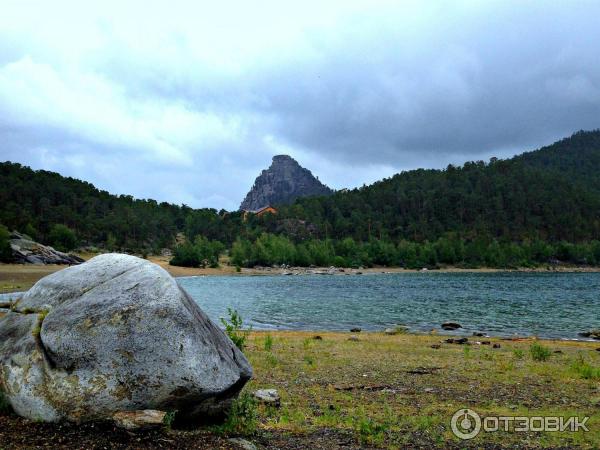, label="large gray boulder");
[0,253,252,423]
